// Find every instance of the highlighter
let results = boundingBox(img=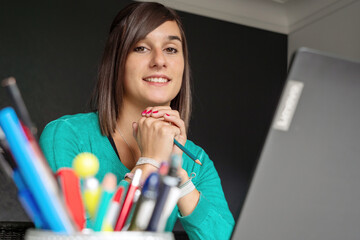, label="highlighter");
[93,173,117,231]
